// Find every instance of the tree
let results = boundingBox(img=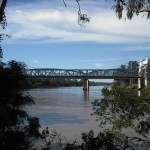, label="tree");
[0,0,7,59]
[92,84,150,147]
[64,130,127,150]
[127,61,139,71]
[112,0,150,19]
[41,128,130,150]
[0,60,41,150]
[0,0,7,25]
